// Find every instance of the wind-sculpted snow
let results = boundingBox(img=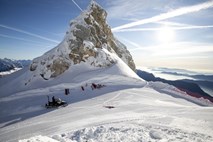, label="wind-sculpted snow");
[21,120,213,142]
[56,121,212,142]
